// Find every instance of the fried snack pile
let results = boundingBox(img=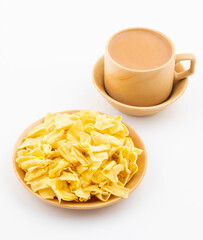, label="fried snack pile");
[16,110,142,202]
